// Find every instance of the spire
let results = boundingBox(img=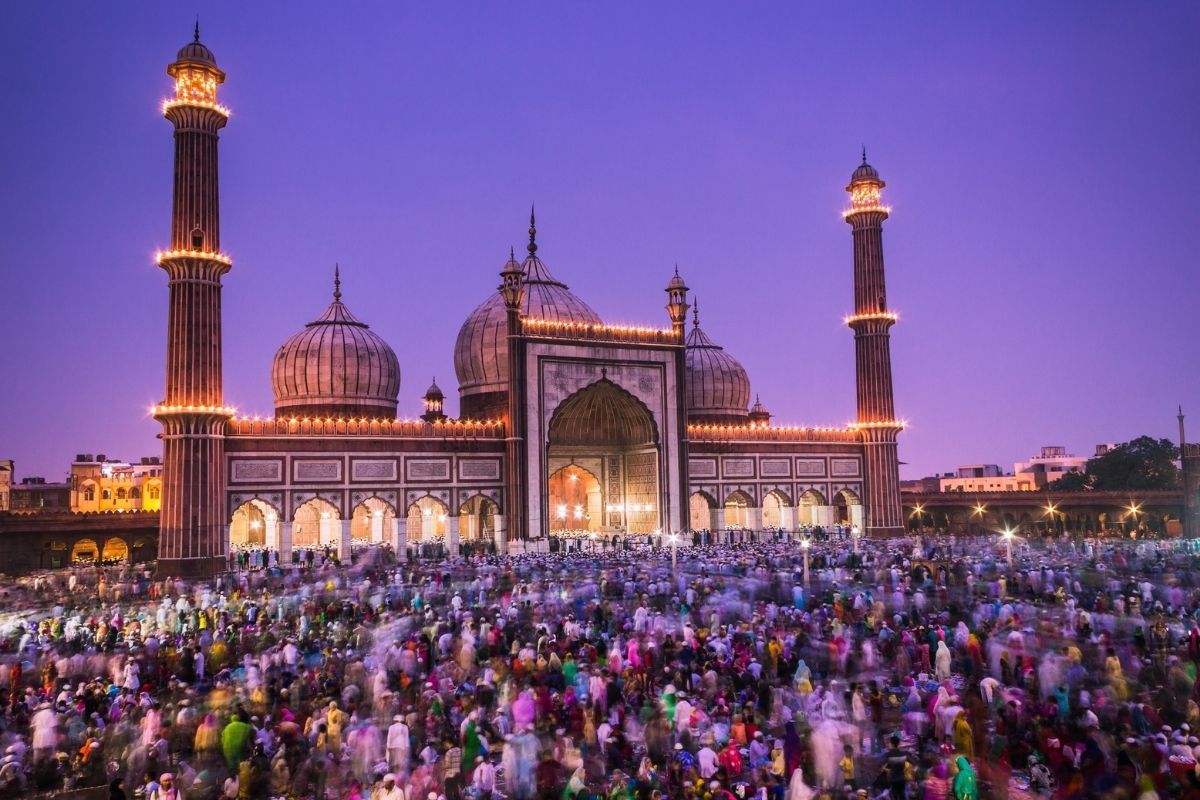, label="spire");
[861,145,867,165]
[674,264,680,278]
[527,205,538,257]
[692,297,700,327]
[333,264,341,301]
[194,17,201,43]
